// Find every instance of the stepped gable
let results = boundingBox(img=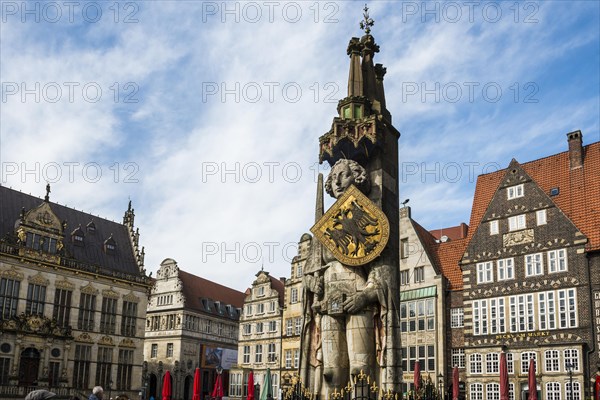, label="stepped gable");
[466,140,600,251]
